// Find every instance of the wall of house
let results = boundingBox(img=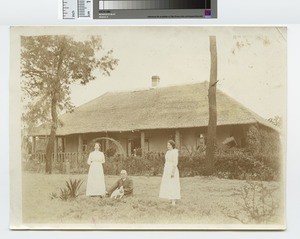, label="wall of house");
[215,125,246,147]
[65,135,78,152]
[62,125,247,155]
[216,125,232,145]
[112,132,136,155]
[64,131,145,155]
[180,125,248,150]
[146,129,175,153]
[178,126,240,151]
[180,127,205,151]
[108,130,173,155]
